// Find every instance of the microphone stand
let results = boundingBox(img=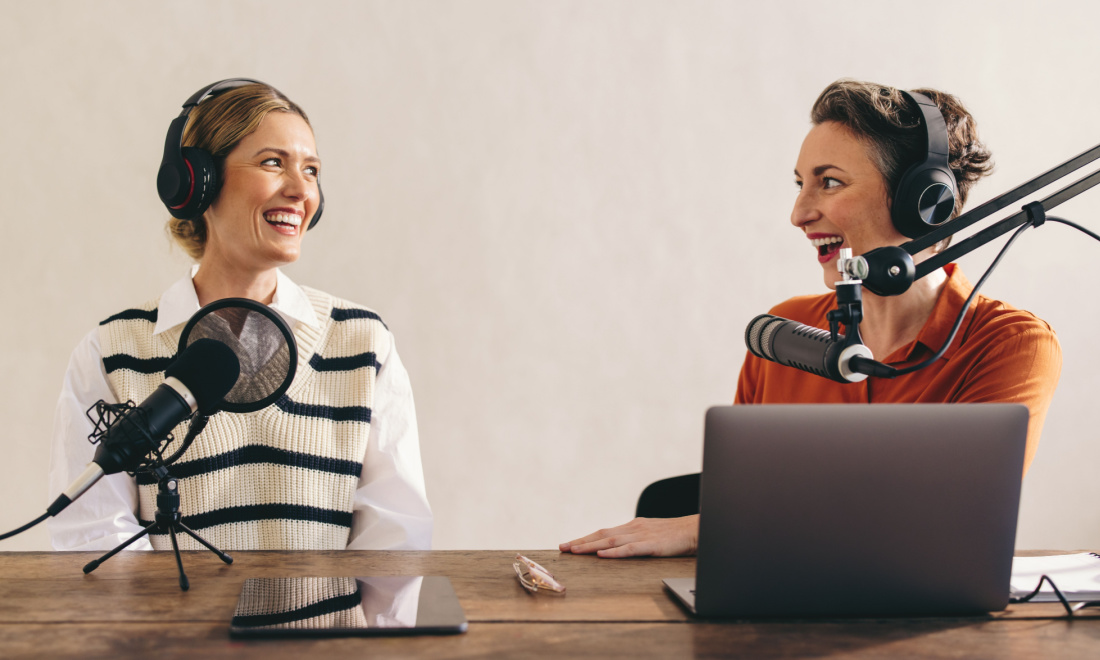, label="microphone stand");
[833,141,1100,379]
[82,414,233,591]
